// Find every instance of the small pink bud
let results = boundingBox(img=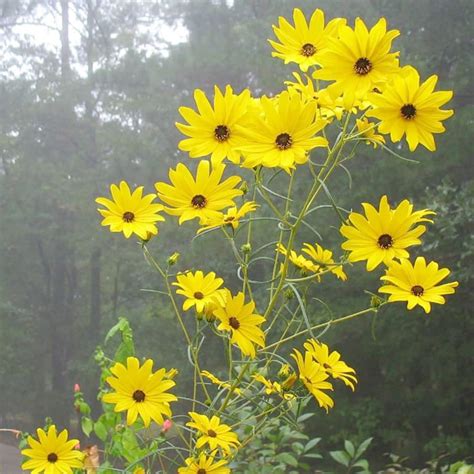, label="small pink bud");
[74,442,81,450]
[162,419,172,432]
[74,383,81,393]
